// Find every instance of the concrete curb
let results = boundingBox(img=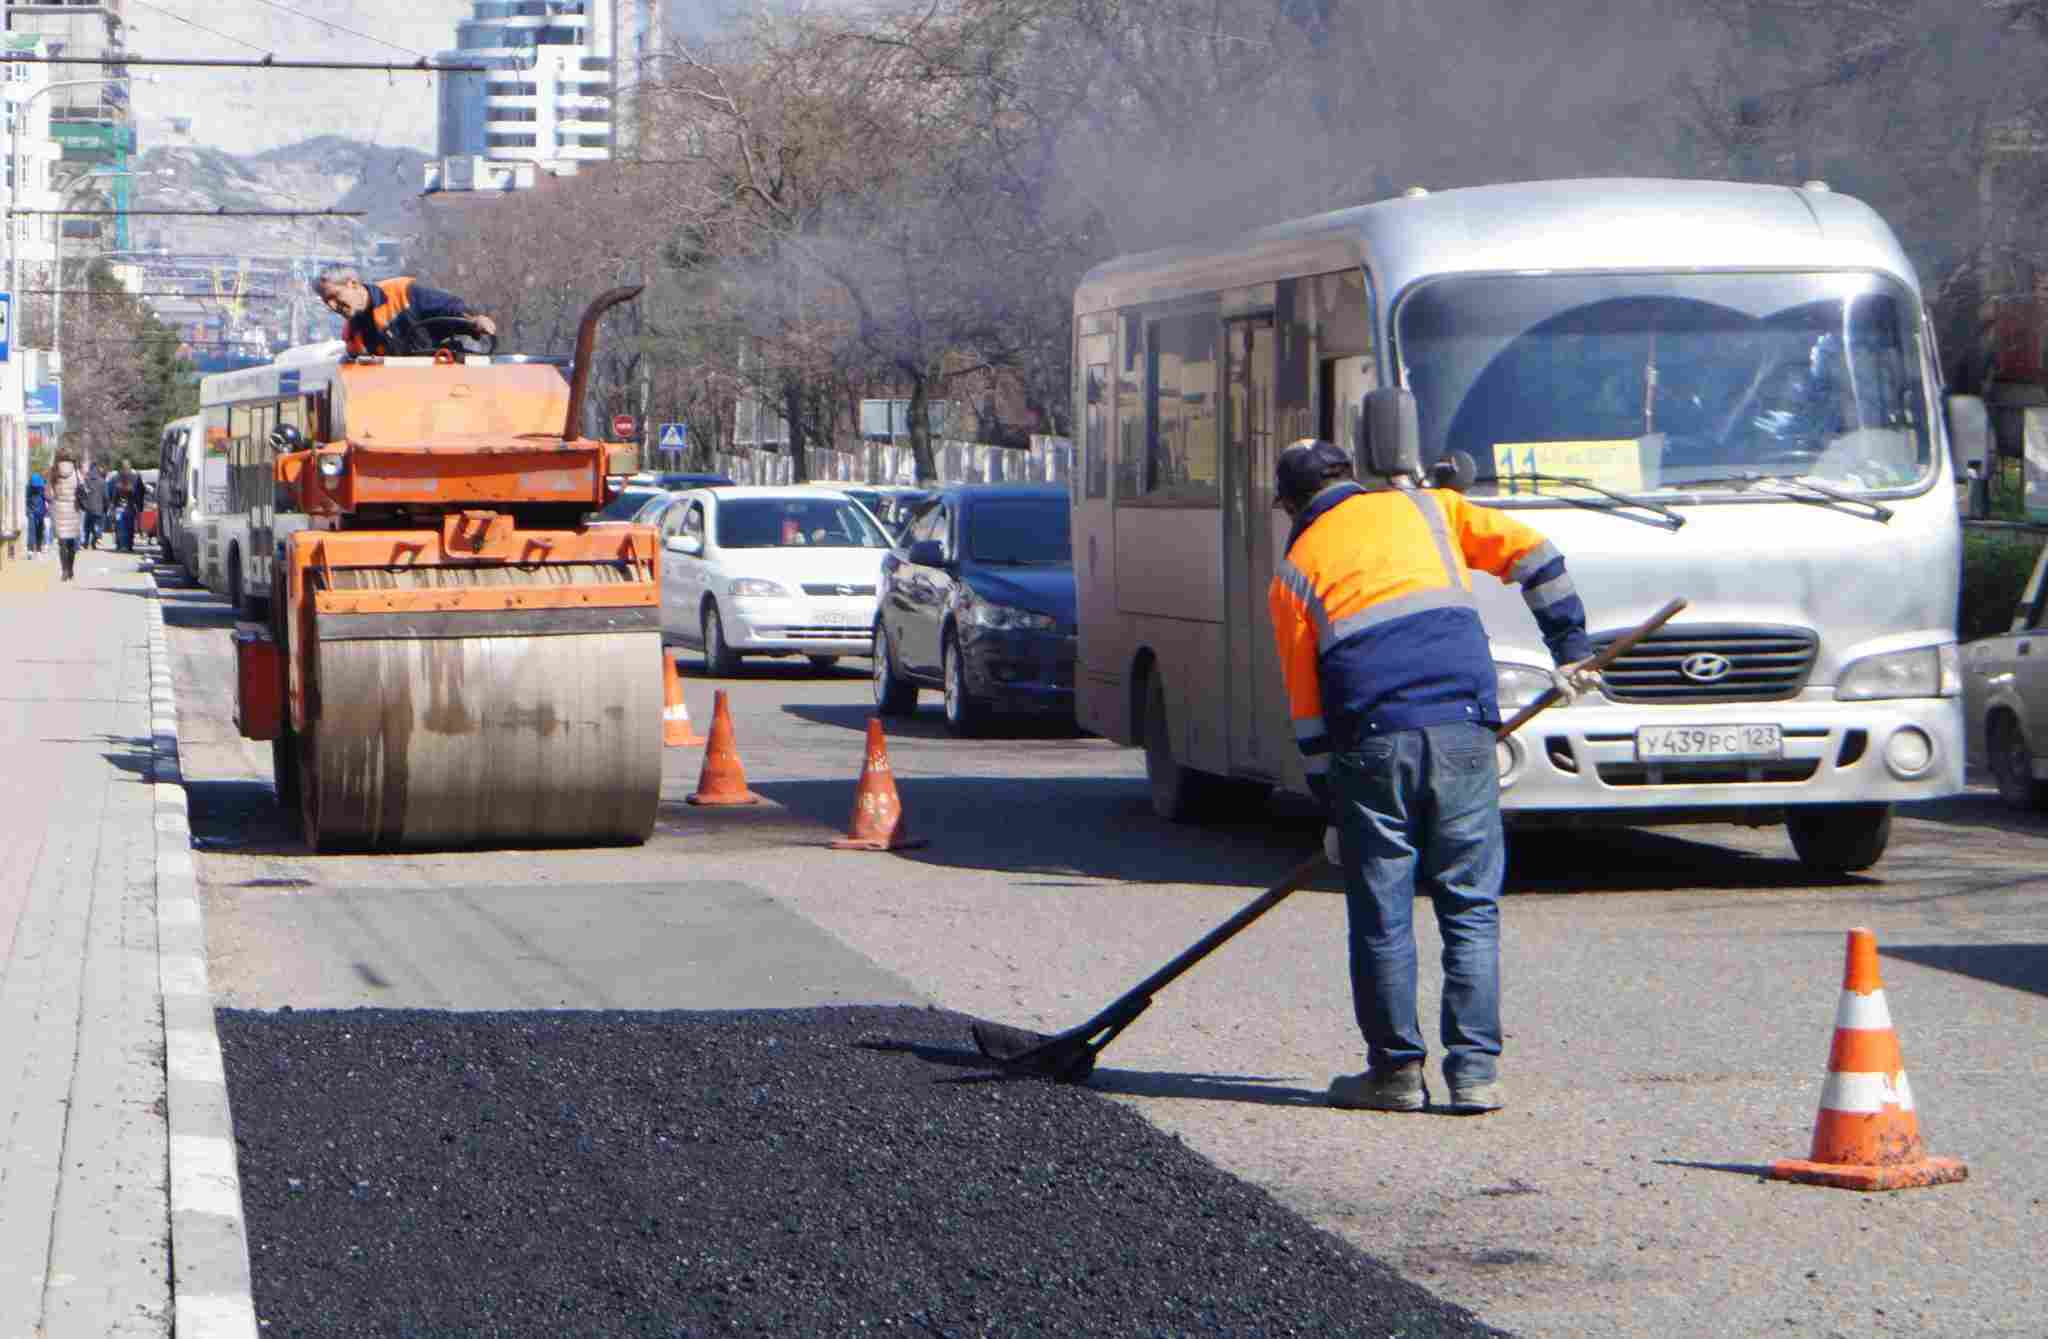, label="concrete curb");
[147,566,261,1338]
